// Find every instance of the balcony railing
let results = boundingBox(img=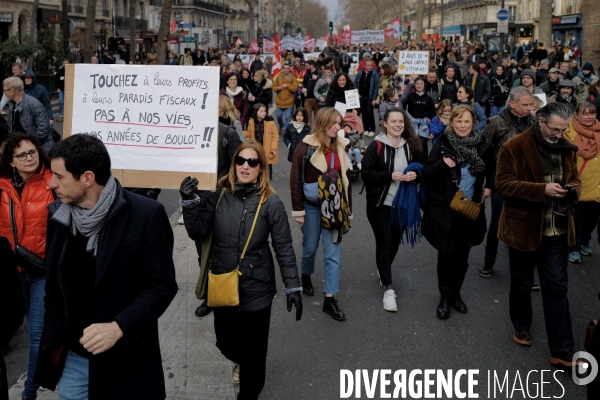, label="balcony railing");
[173,0,230,14]
[114,16,148,30]
[150,0,163,6]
